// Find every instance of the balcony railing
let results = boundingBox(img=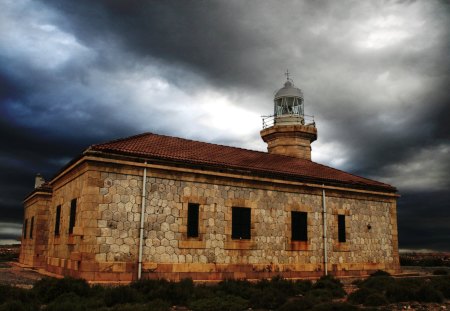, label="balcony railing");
[261,114,315,129]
